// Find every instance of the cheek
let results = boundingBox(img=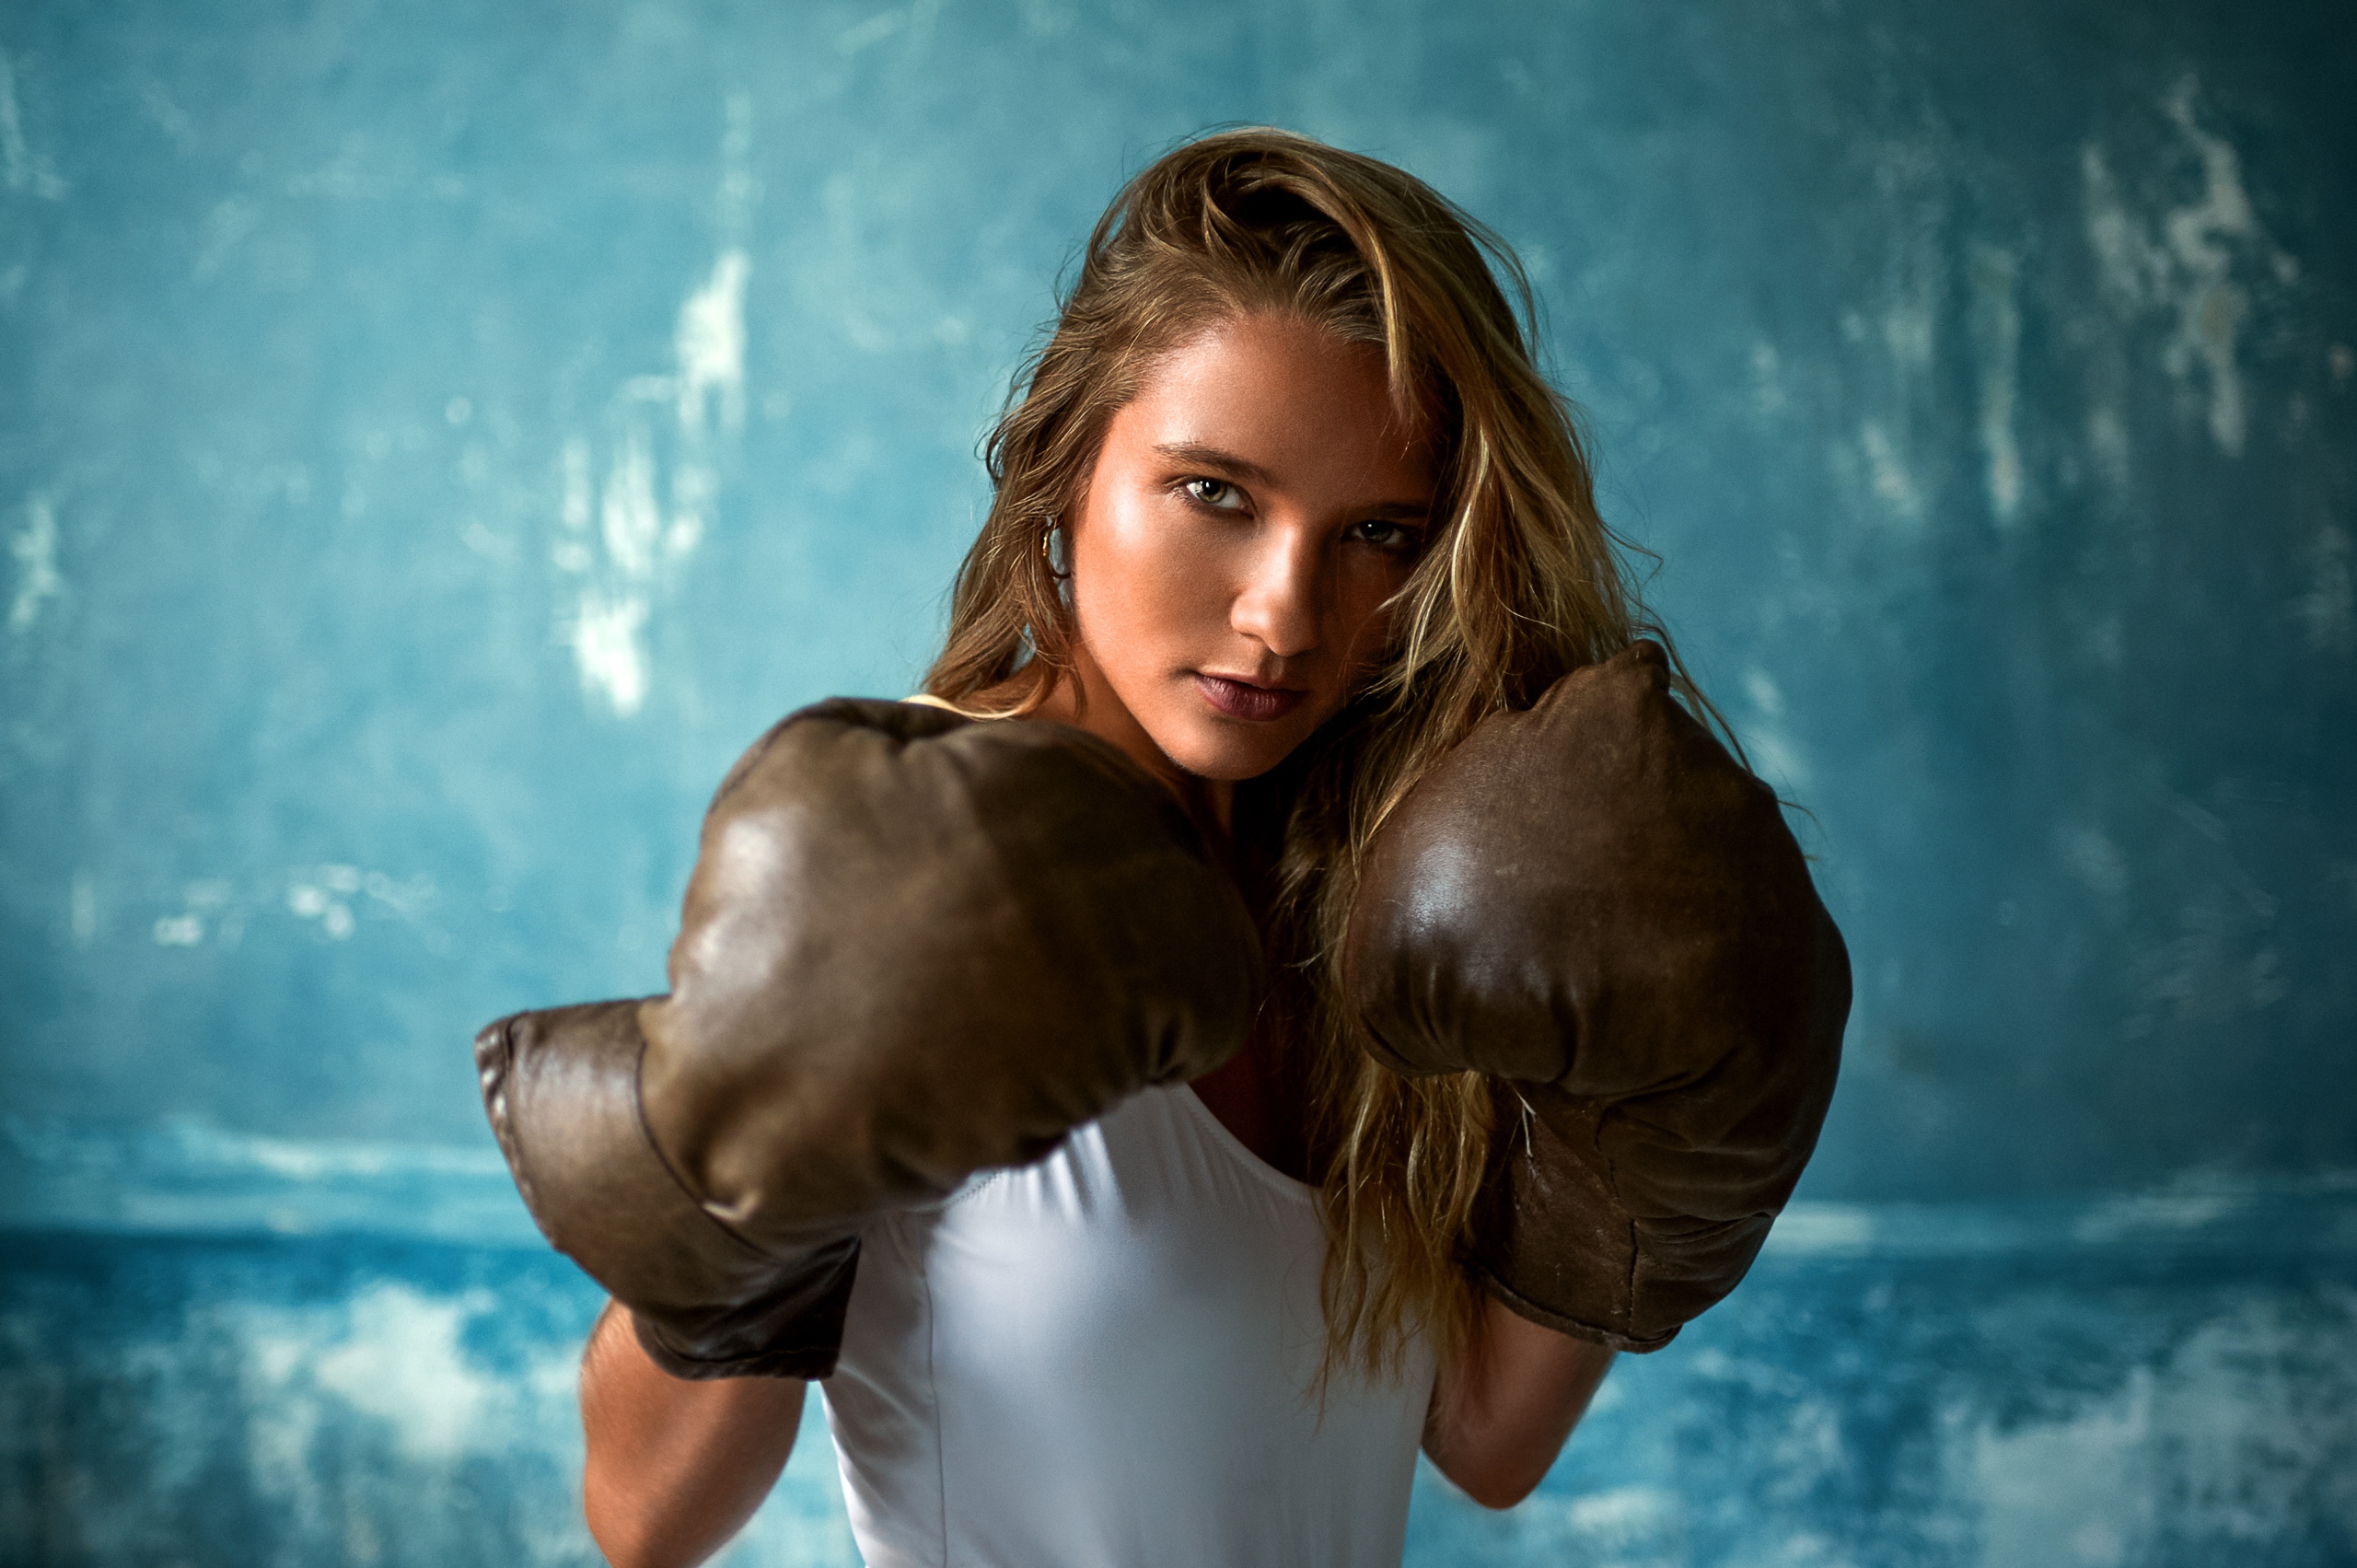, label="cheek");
[1333,557,1414,667]
[1074,491,1227,660]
